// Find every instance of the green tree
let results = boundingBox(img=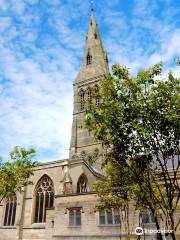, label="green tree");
[85,63,180,240]
[0,146,36,203]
